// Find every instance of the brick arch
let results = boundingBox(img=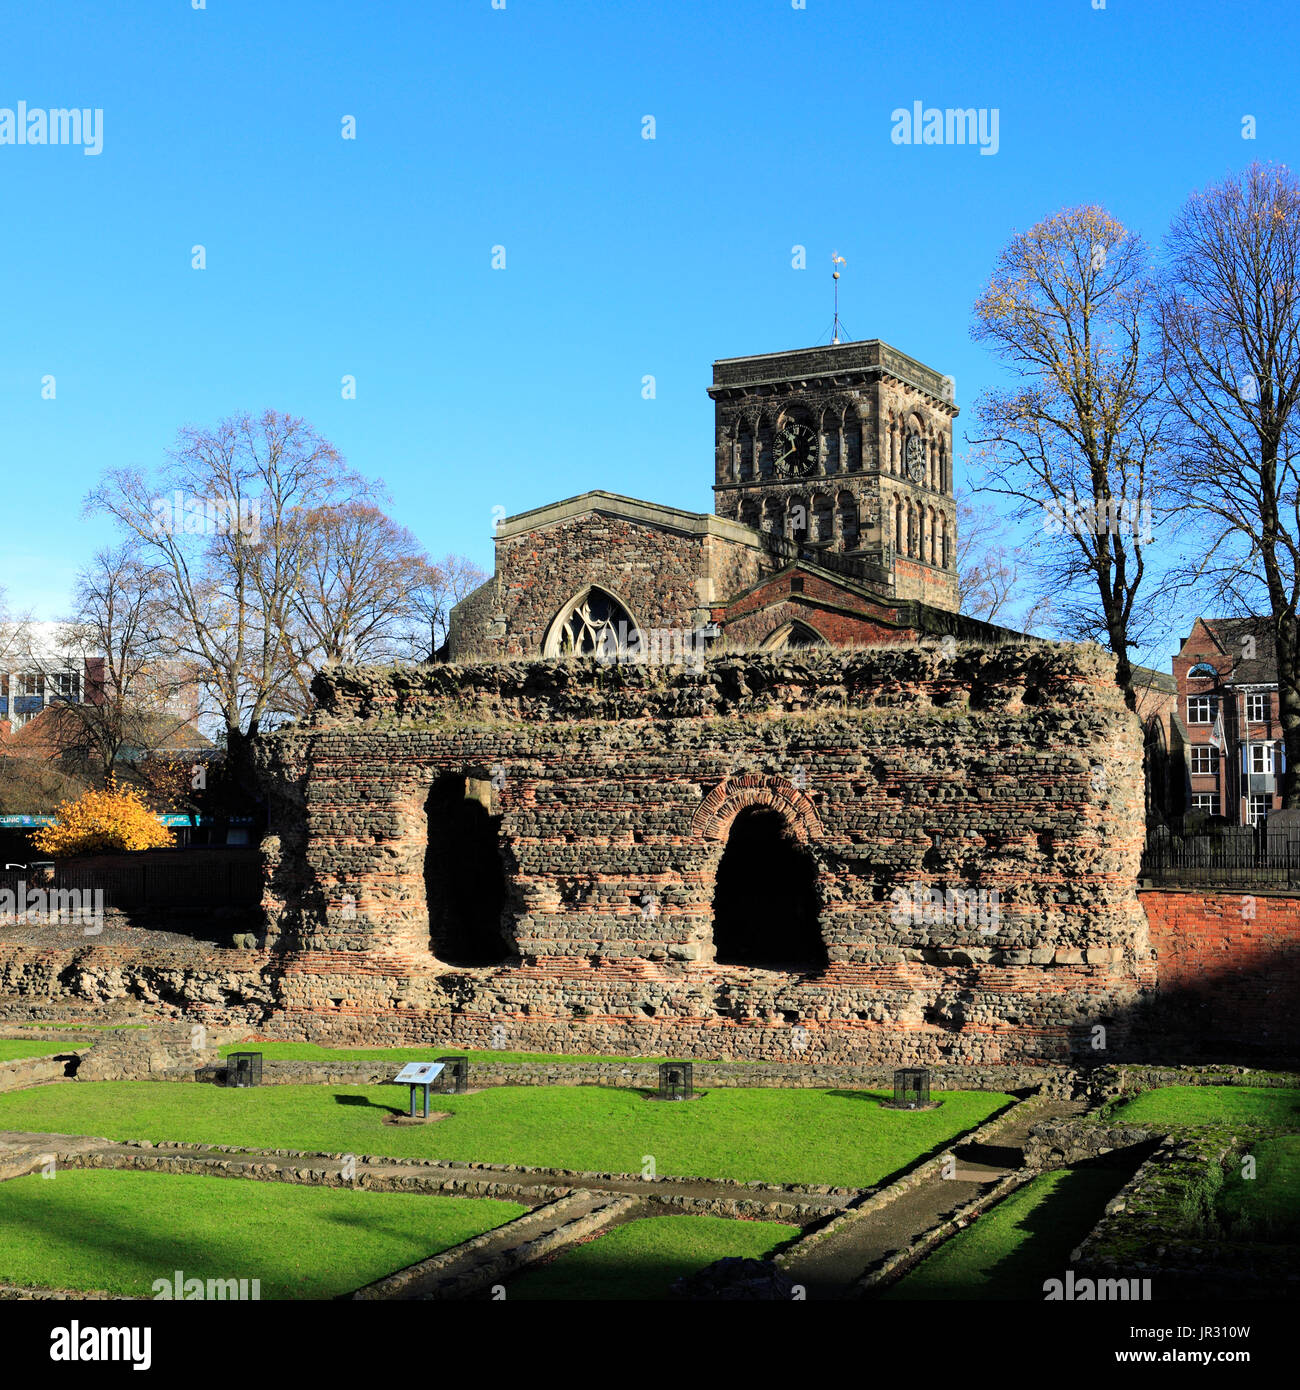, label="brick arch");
[692,775,823,844]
